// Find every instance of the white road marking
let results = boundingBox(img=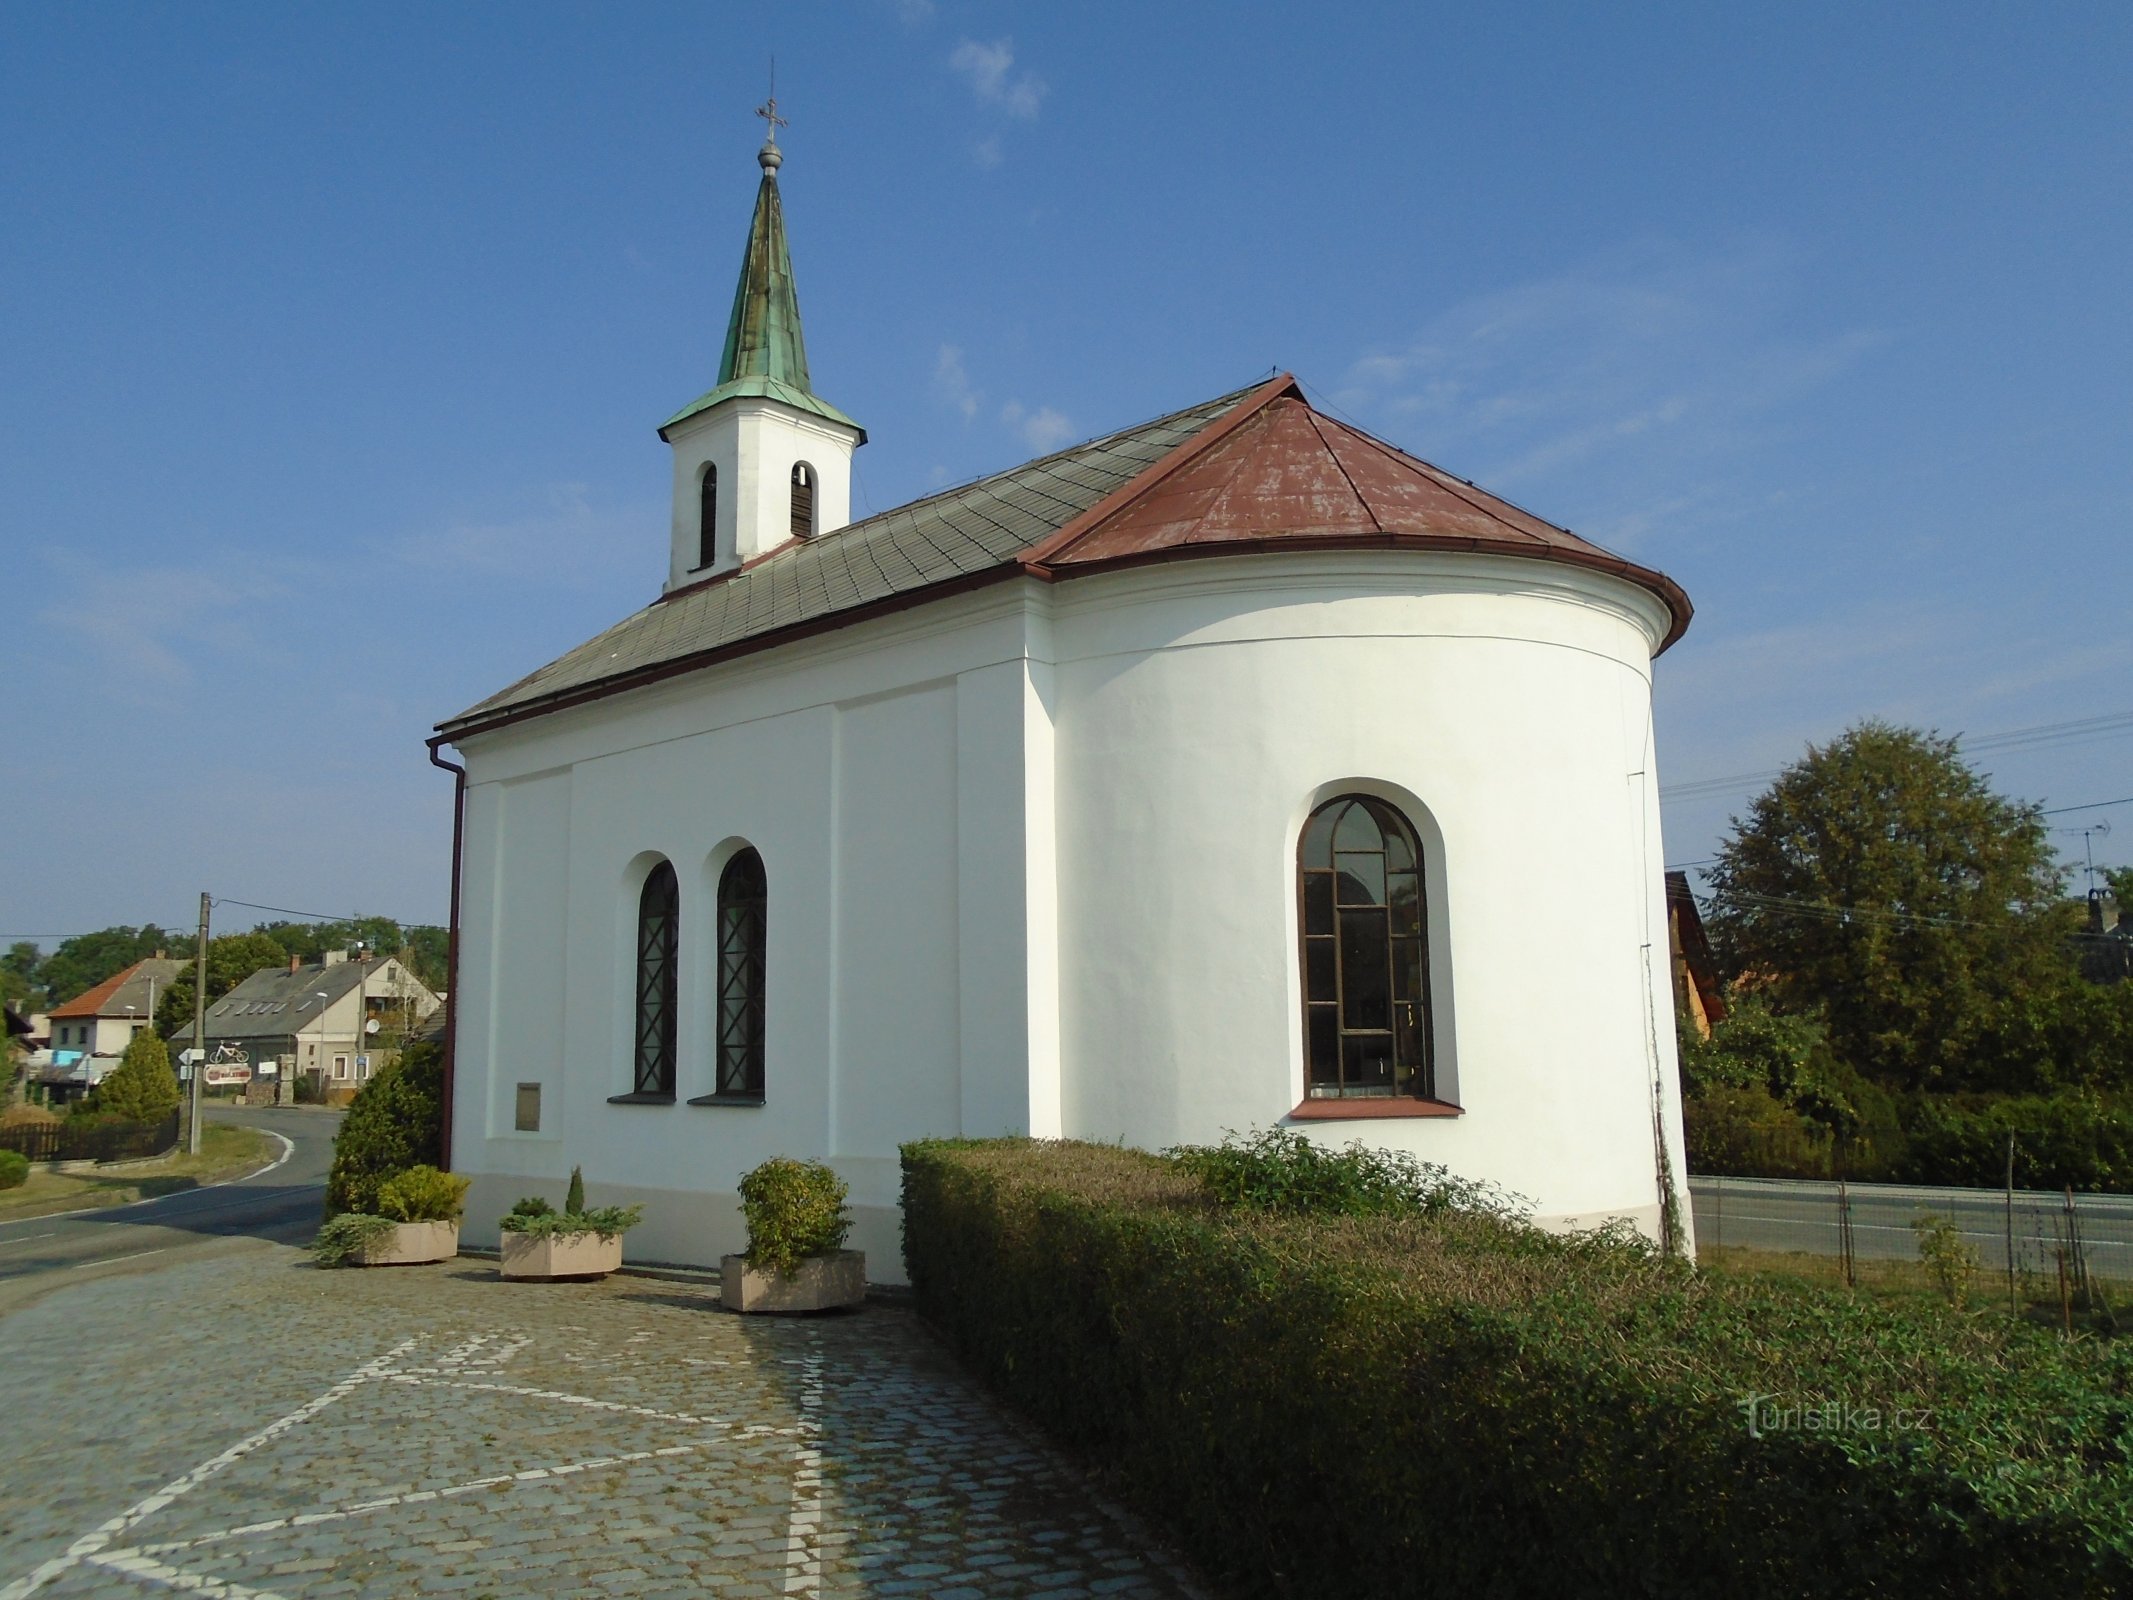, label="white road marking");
[85,1550,292,1599]
[0,1338,416,1600]
[781,1335,827,1597]
[0,1127,302,1227]
[120,1441,724,1559]
[70,1248,167,1270]
[0,1233,57,1252]
[380,1371,774,1430]
[4,1328,809,1599]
